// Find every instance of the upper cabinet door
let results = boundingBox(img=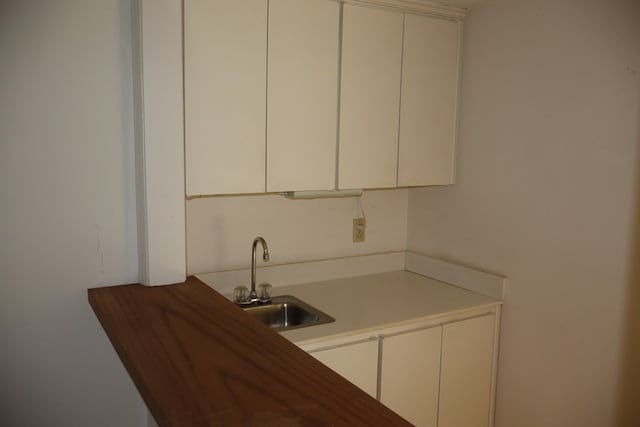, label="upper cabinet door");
[184,0,267,196]
[266,0,339,192]
[398,14,461,187]
[338,4,403,189]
